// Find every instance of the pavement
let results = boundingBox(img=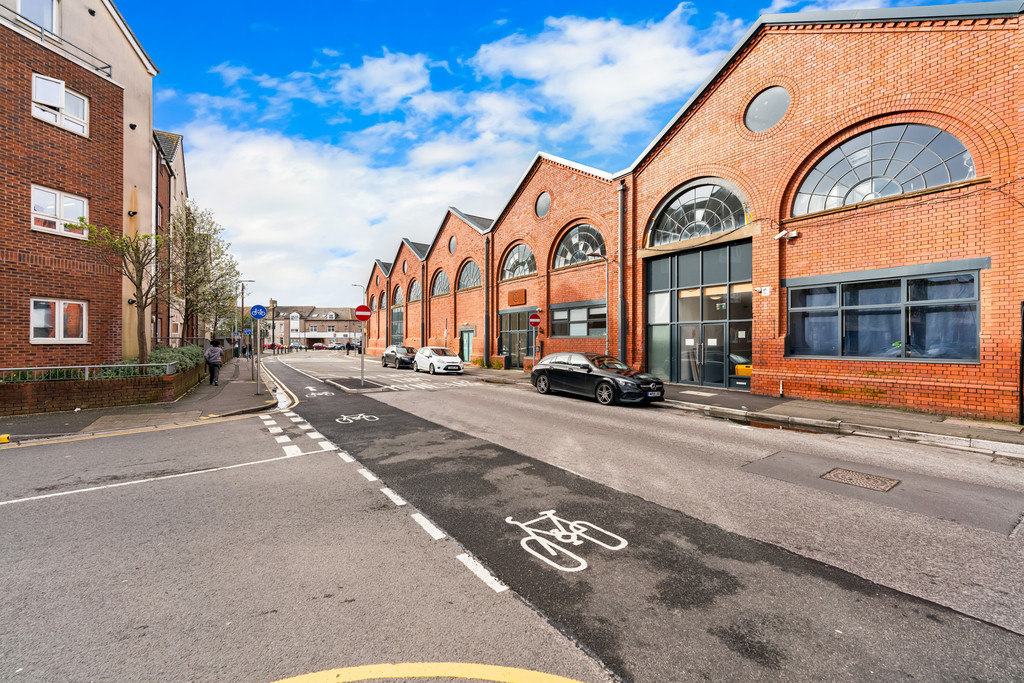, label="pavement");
[2,353,1023,463]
